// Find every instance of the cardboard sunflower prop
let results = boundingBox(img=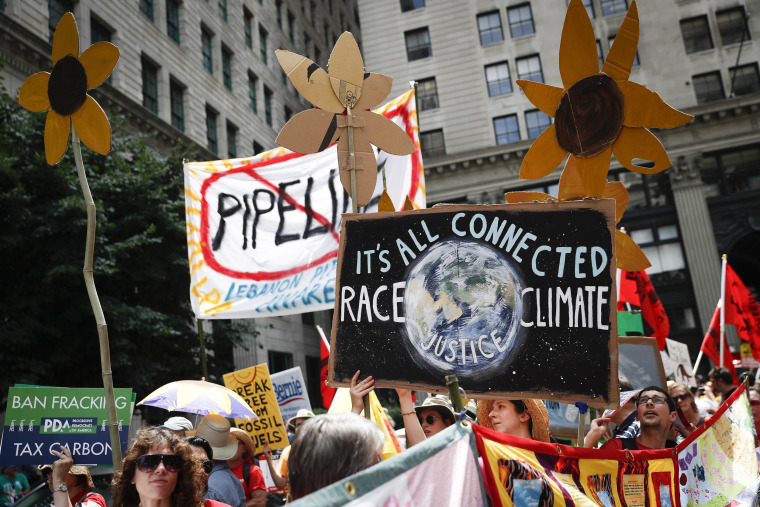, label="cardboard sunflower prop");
[18,12,118,165]
[276,32,415,209]
[516,0,692,199]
